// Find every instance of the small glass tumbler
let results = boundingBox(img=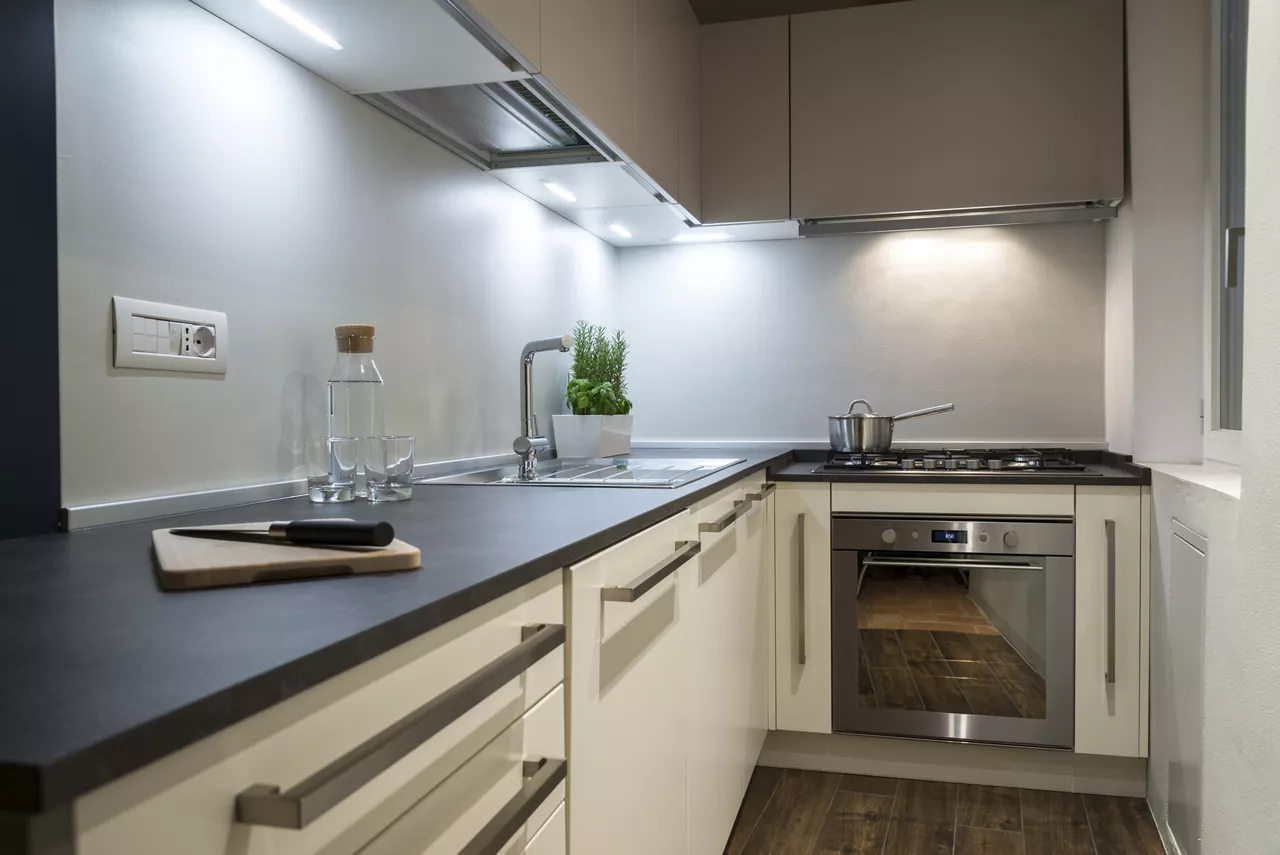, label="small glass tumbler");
[362,436,415,502]
[305,437,358,503]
